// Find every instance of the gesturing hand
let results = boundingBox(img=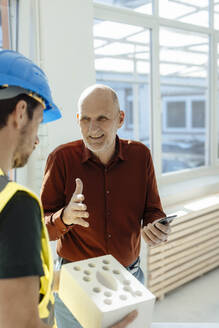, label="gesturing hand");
[62,178,89,227]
